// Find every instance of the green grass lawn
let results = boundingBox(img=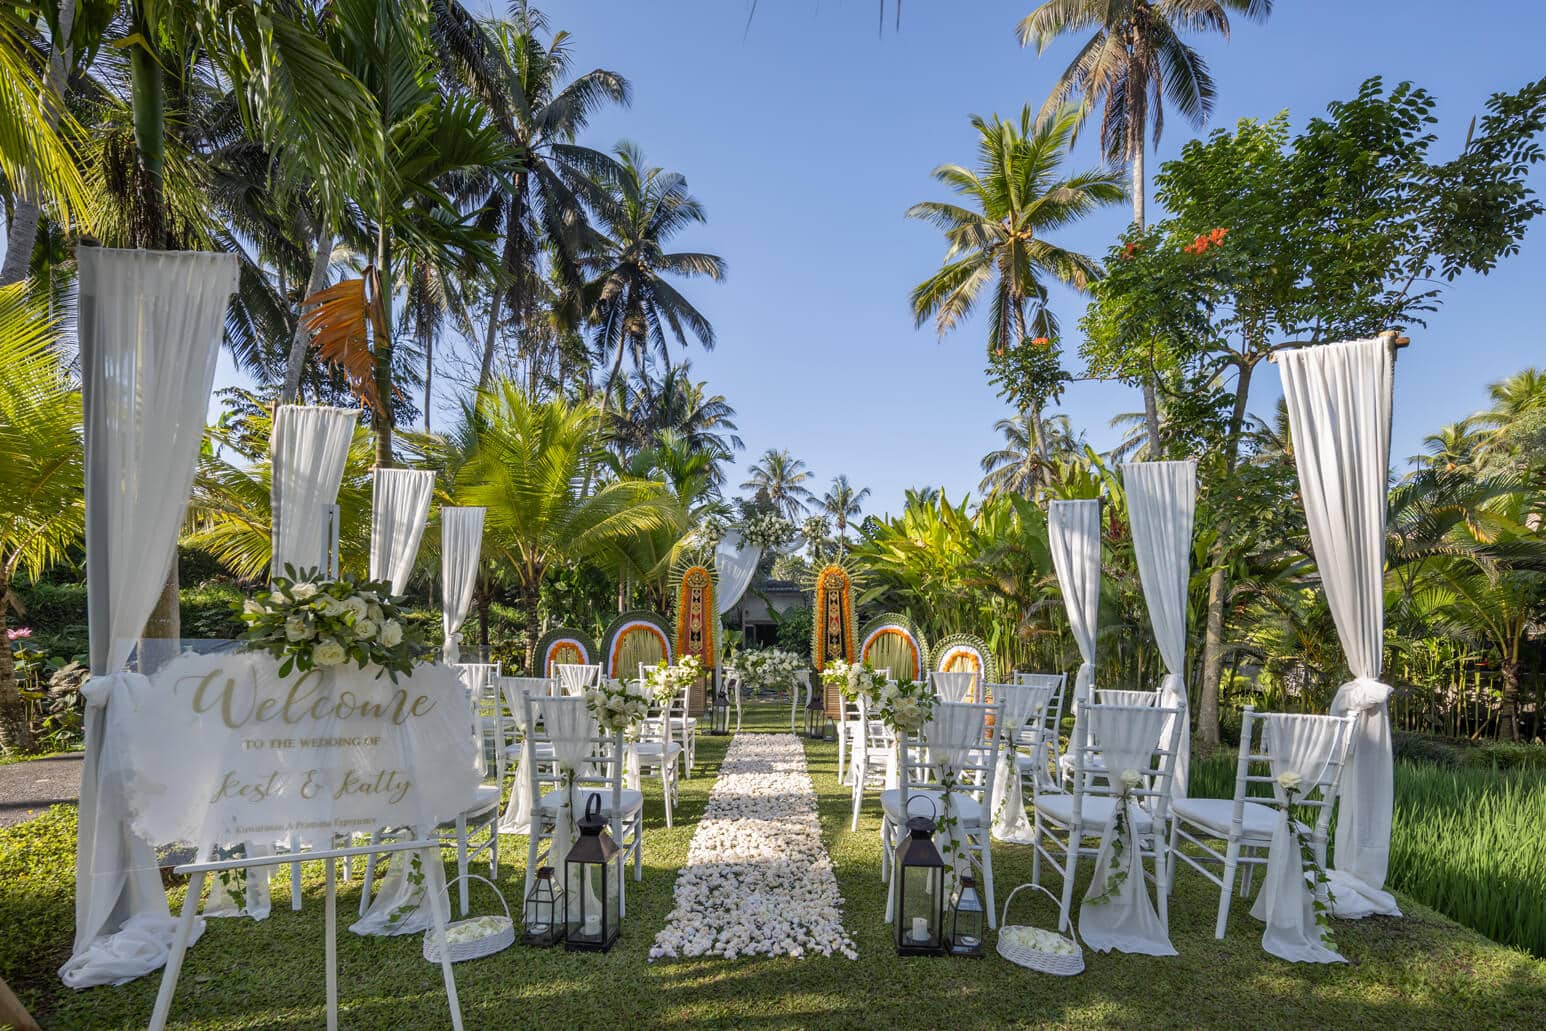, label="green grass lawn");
[3,703,1544,1029]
